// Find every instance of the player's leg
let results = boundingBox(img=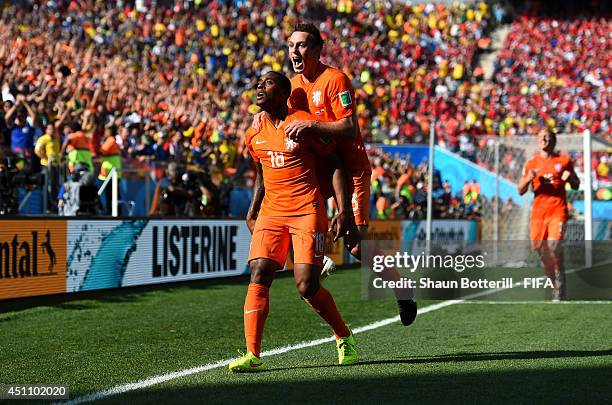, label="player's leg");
[349,172,417,326]
[291,214,357,365]
[230,217,289,372]
[294,263,351,338]
[531,216,556,295]
[546,217,567,300]
[343,171,371,259]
